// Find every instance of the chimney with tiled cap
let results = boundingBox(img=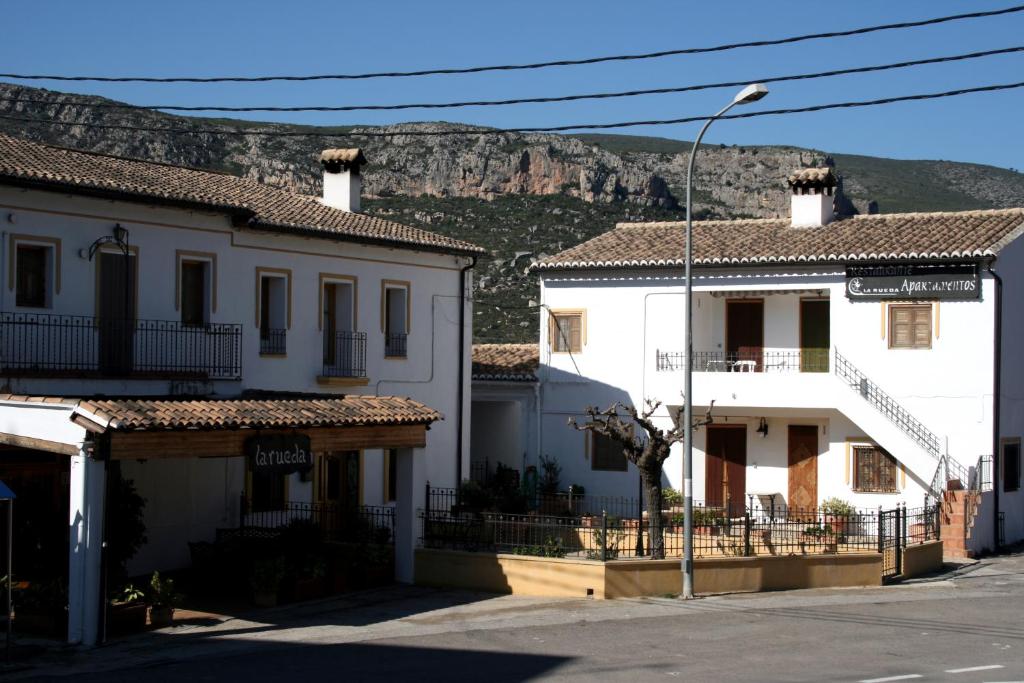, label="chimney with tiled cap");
[787,167,836,227]
[320,148,367,213]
